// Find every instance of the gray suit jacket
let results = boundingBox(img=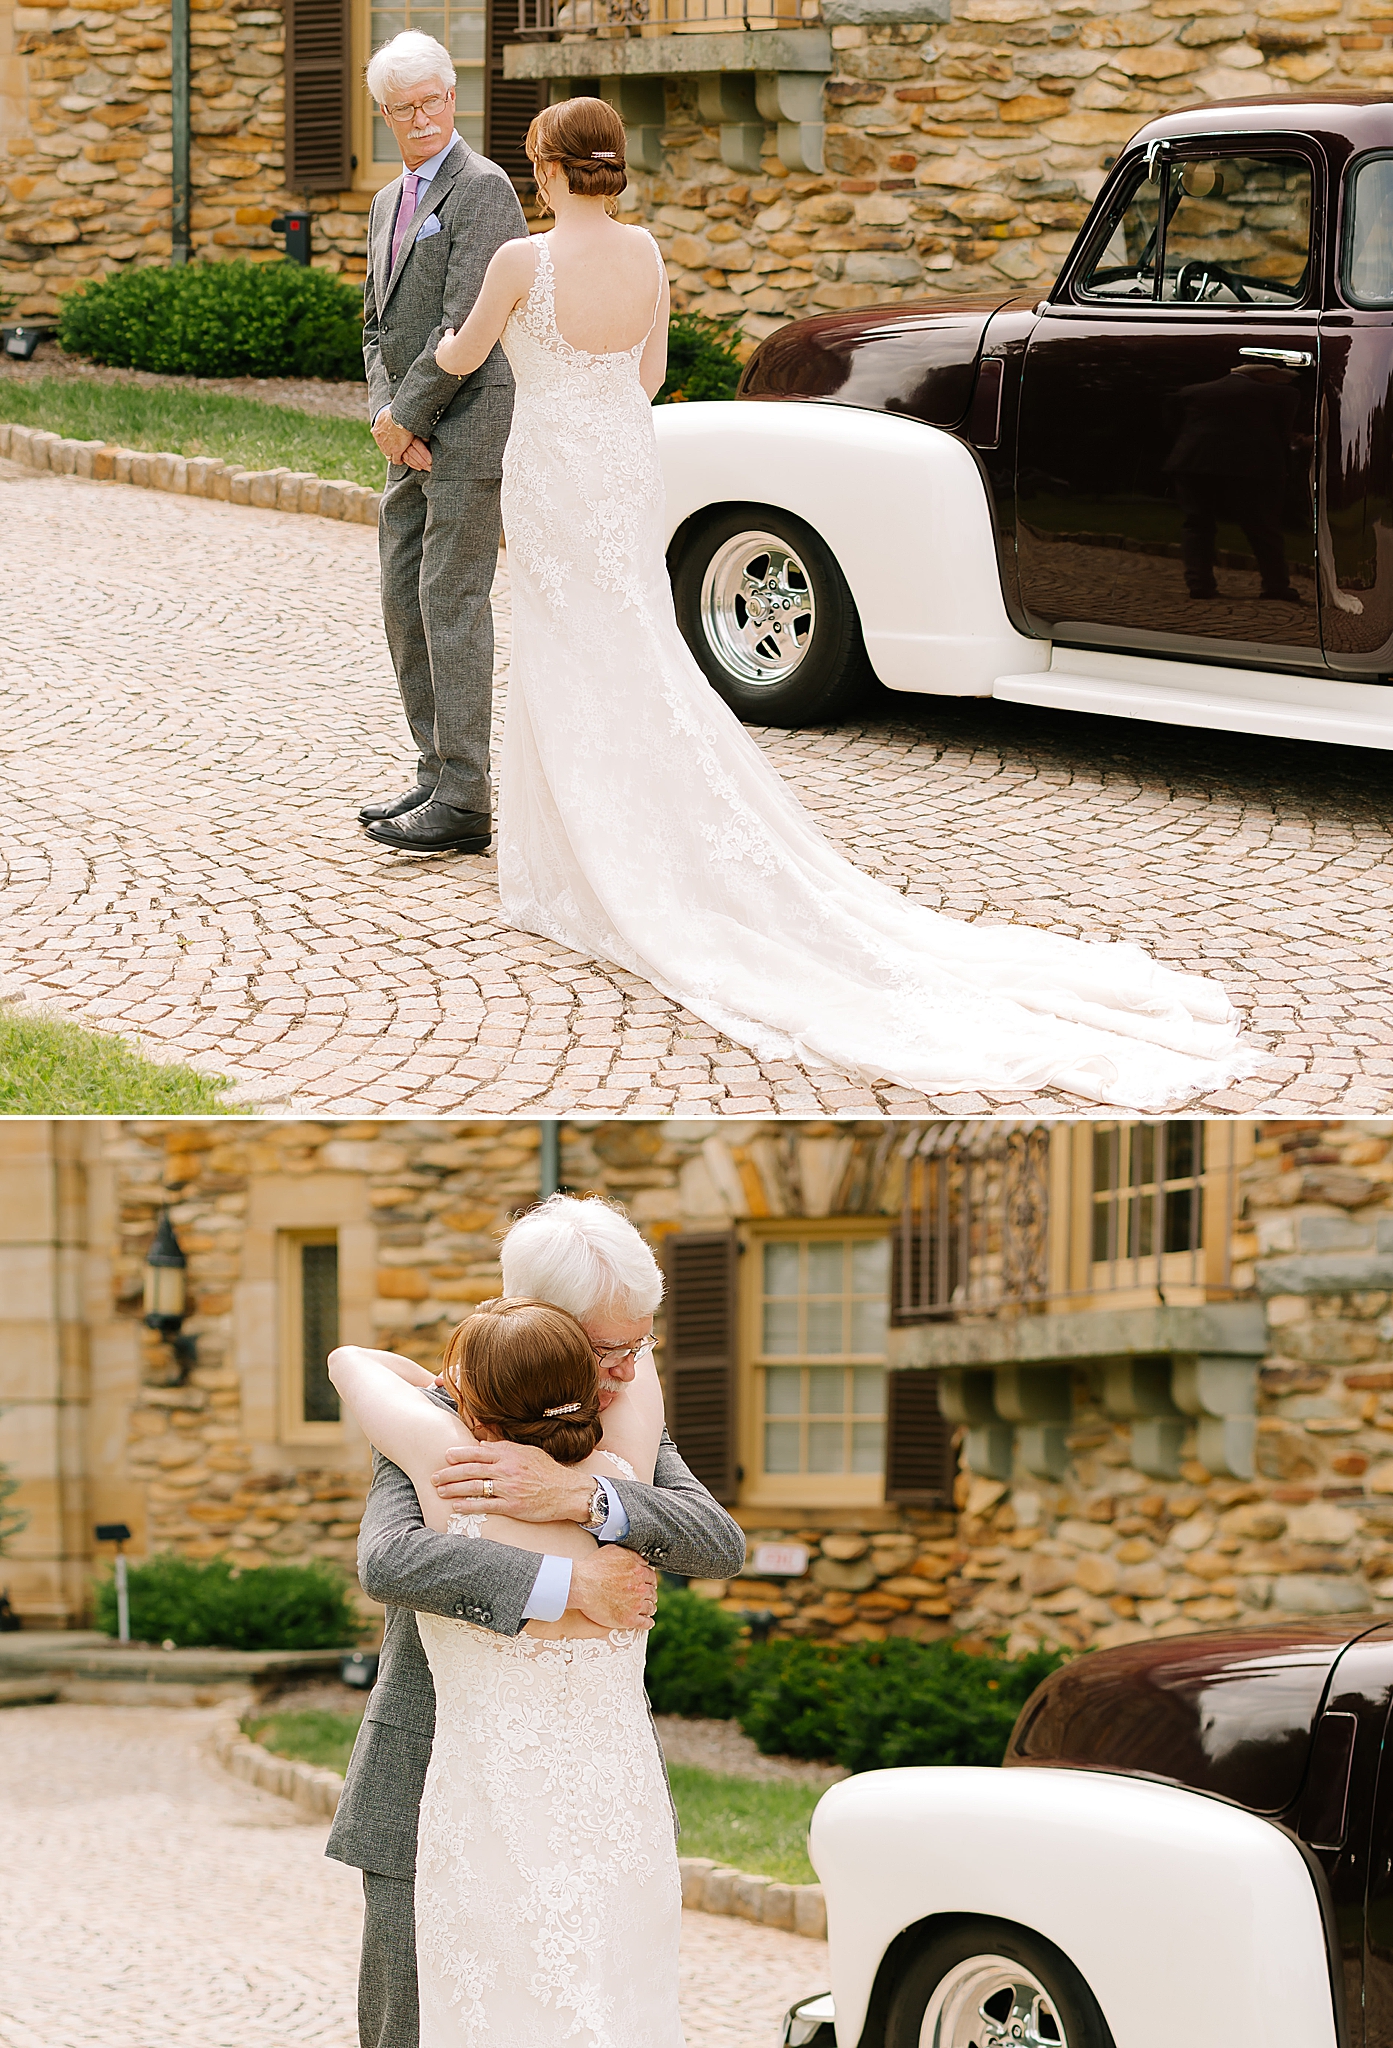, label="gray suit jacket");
[325,1407,746,1880]
[362,136,528,476]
